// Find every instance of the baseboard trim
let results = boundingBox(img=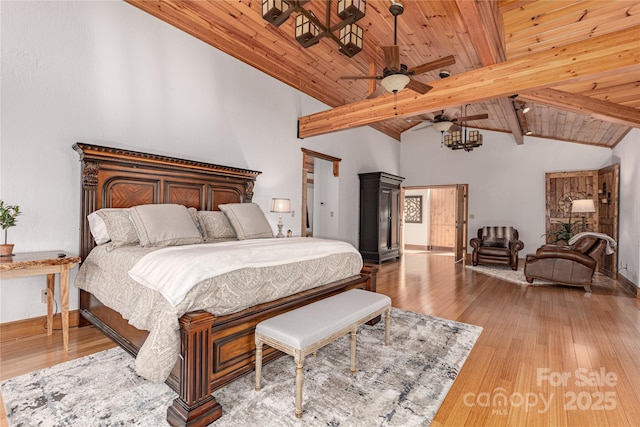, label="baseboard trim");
[404,244,429,251]
[617,273,639,298]
[430,246,453,251]
[0,310,80,342]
